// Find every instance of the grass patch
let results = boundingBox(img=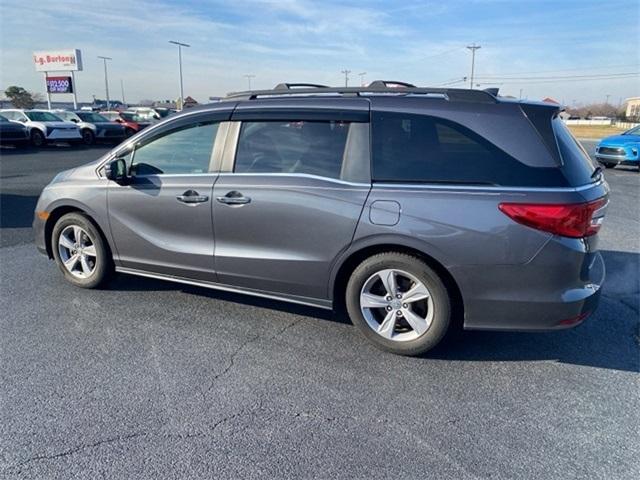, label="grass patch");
[568,125,626,140]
